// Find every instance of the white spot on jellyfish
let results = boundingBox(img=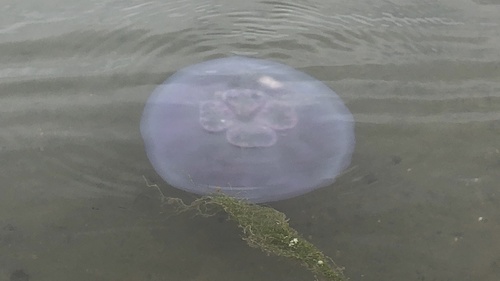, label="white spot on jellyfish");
[259,75,283,89]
